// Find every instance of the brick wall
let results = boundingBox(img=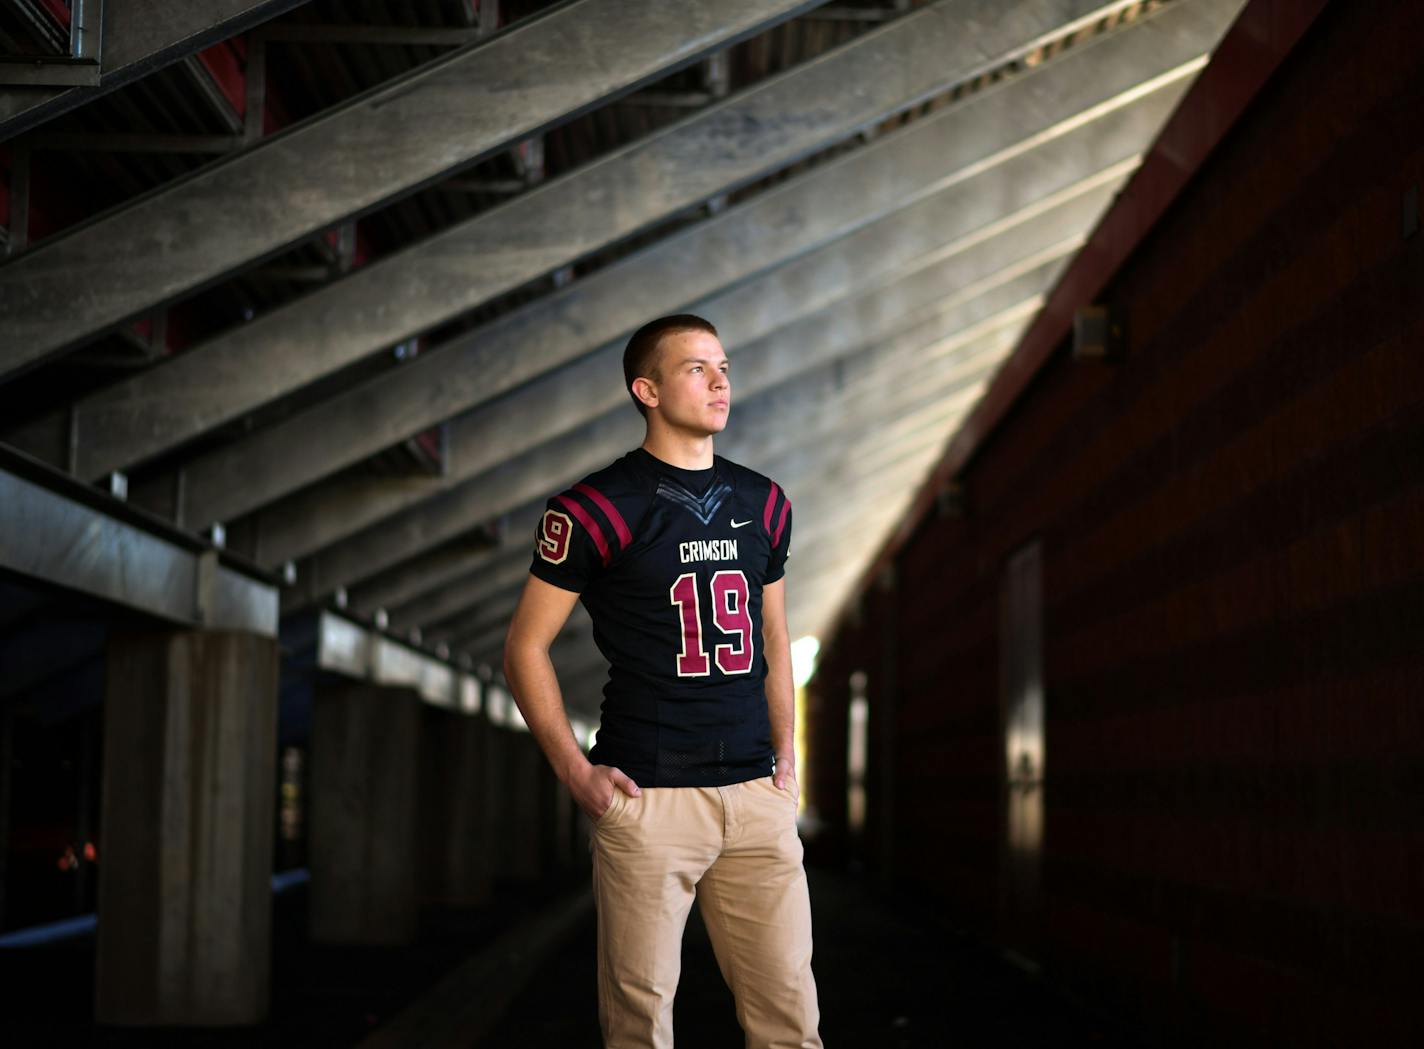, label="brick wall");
[807,1,1424,1043]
